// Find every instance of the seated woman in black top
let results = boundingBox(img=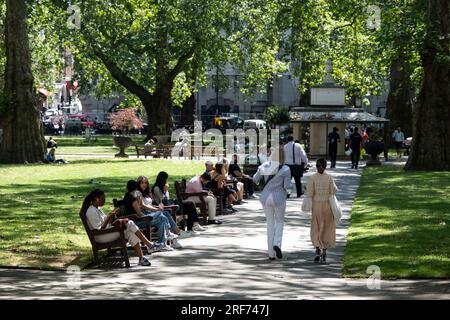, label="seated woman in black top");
[121,180,173,249]
[151,171,205,232]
